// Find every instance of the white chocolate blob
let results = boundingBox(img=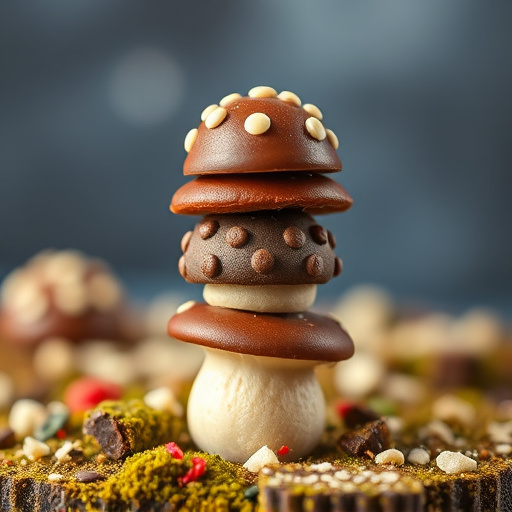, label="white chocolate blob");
[187,348,325,464]
[203,284,317,313]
